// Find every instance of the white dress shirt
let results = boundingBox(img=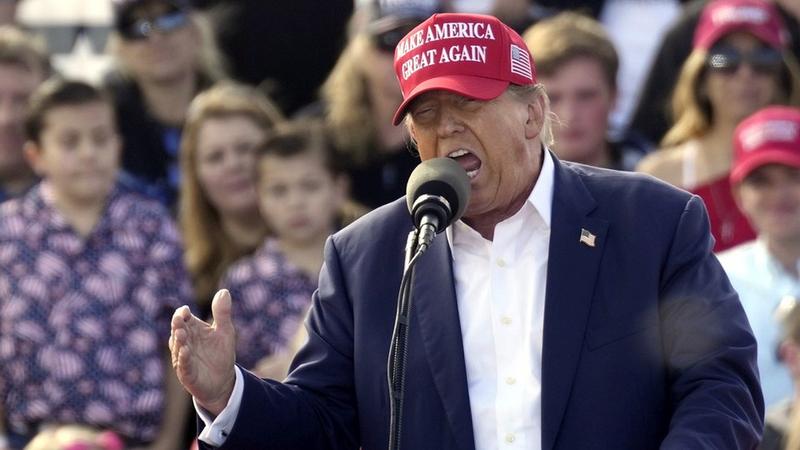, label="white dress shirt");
[446,149,552,450]
[197,151,555,449]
